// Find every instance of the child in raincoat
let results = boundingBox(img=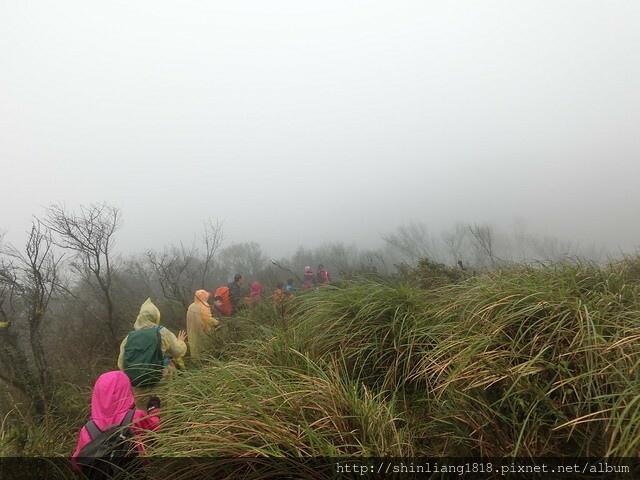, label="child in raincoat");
[186,289,220,360]
[71,370,161,471]
[118,298,187,373]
